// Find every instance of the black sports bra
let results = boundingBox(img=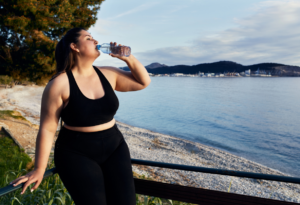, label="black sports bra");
[60,66,119,127]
